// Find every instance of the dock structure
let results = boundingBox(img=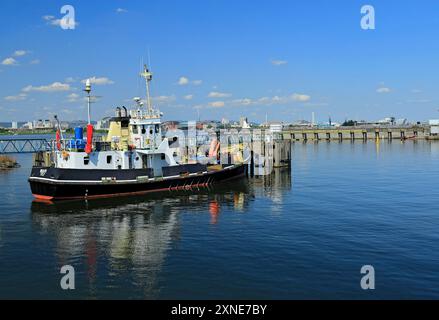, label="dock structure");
[272,132,291,168]
[0,138,52,154]
[249,129,274,176]
[284,125,429,141]
[245,130,291,176]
